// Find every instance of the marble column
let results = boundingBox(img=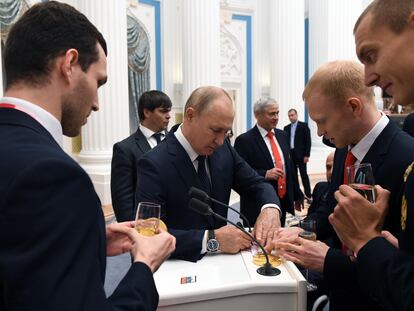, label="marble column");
[76,0,130,205]
[270,0,305,131]
[182,0,221,101]
[307,0,365,172]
